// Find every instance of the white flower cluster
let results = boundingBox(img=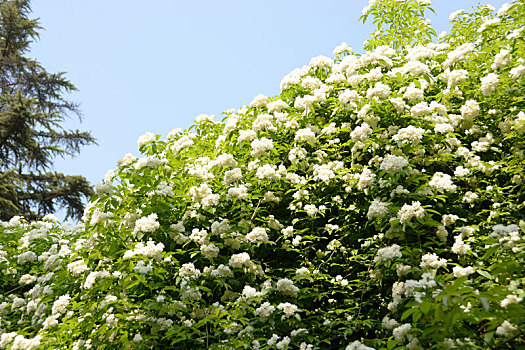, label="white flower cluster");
[374,244,402,263]
[277,302,298,317]
[276,278,300,297]
[229,252,251,269]
[428,172,457,192]
[251,137,274,157]
[367,199,389,220]
[480,73,499,96]
[246,227,269,244]
[419,253,447,269]
[67,259,90,276]
[295,128,316,143]
[392,125,425,143]
[188,183,220,209]
[397,201,425,224]
[123,240,165,260]
[137,131,155,148]
[133,214,160,234]
[380,155,409,174]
